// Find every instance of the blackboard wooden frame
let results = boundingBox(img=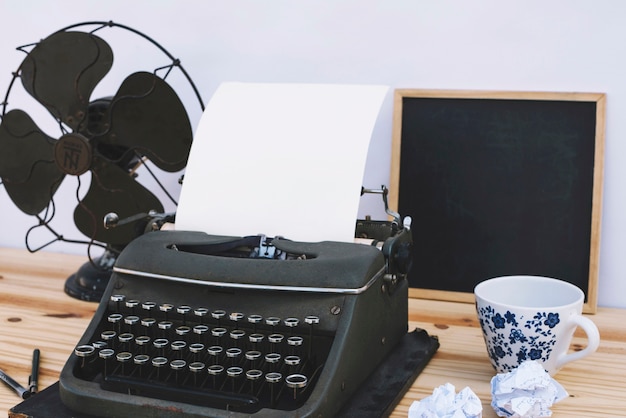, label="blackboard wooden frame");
[390,89,605,313]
